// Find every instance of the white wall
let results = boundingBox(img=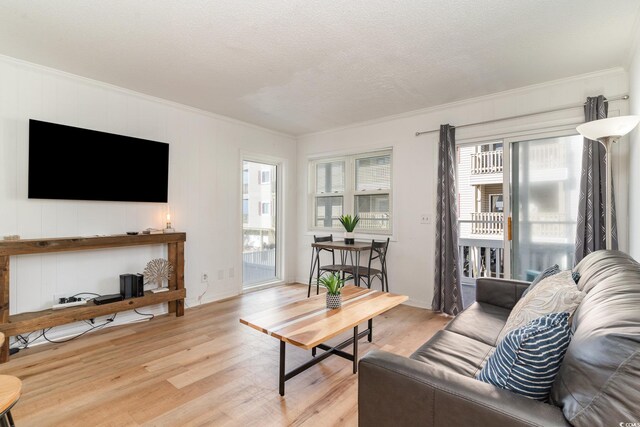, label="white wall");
[0,56,297,341]
[0,53,633,346]
[628,27,640,260]
[296,69,629,307]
